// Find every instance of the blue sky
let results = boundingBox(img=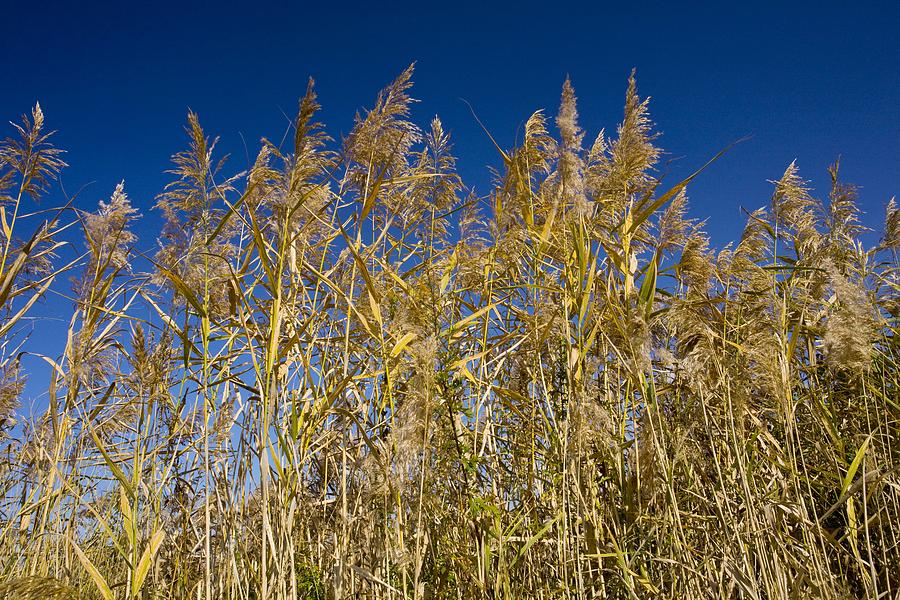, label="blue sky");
[3,1,897,240]
[2,1,898,406]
